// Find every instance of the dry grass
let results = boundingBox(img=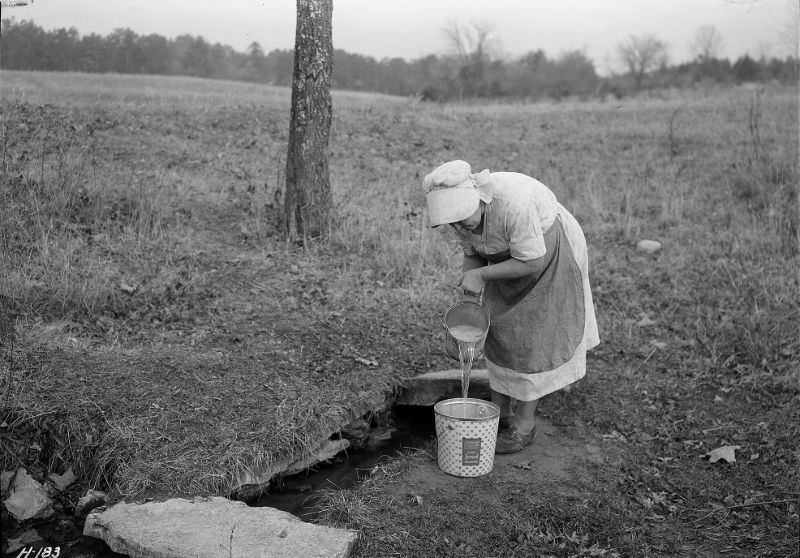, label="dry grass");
[2,328,400,498]
[1,70,798,554]
[313,445,638,558]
